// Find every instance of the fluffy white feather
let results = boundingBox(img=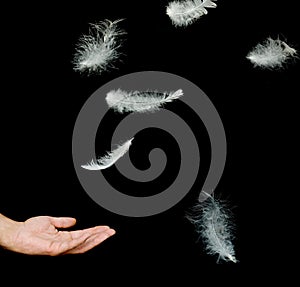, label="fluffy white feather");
[106,89,184,113]
[81,138,133,170]
[247,37,297,69]
[186,191,237,263]
[166,0,217,27]
[73,19,125,74]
